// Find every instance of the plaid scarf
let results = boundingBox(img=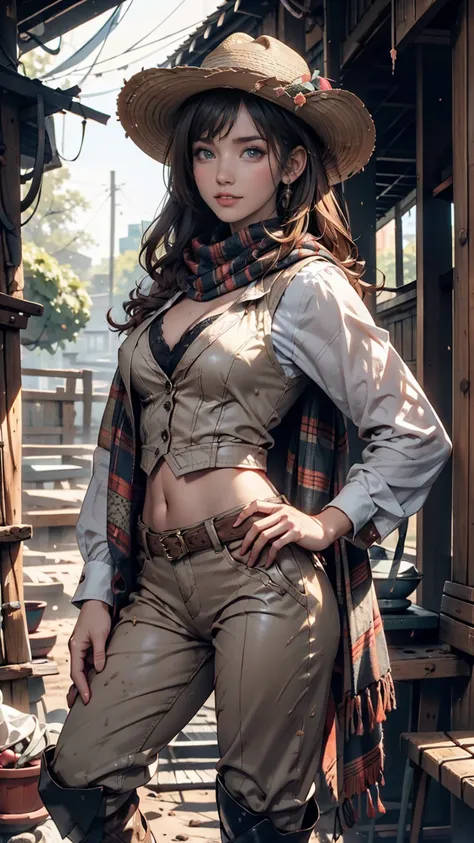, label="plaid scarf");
[99,223,396,838]
[182,218,322,300]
